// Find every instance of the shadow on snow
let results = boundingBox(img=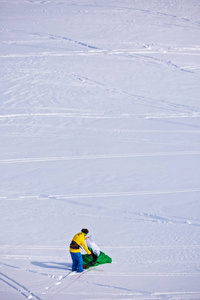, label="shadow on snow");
[31,261,72,270]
